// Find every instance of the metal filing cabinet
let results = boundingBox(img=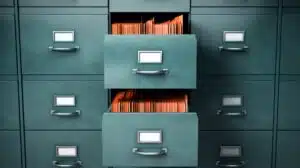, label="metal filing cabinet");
[191,0,278,7]
[0,131,22,168]
[283,0,300,7]
[0,0,13,6]
[19,0,107,7]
